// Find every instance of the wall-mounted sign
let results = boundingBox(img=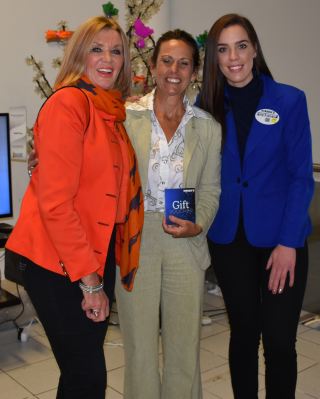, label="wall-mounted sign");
[9,106,27,161]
